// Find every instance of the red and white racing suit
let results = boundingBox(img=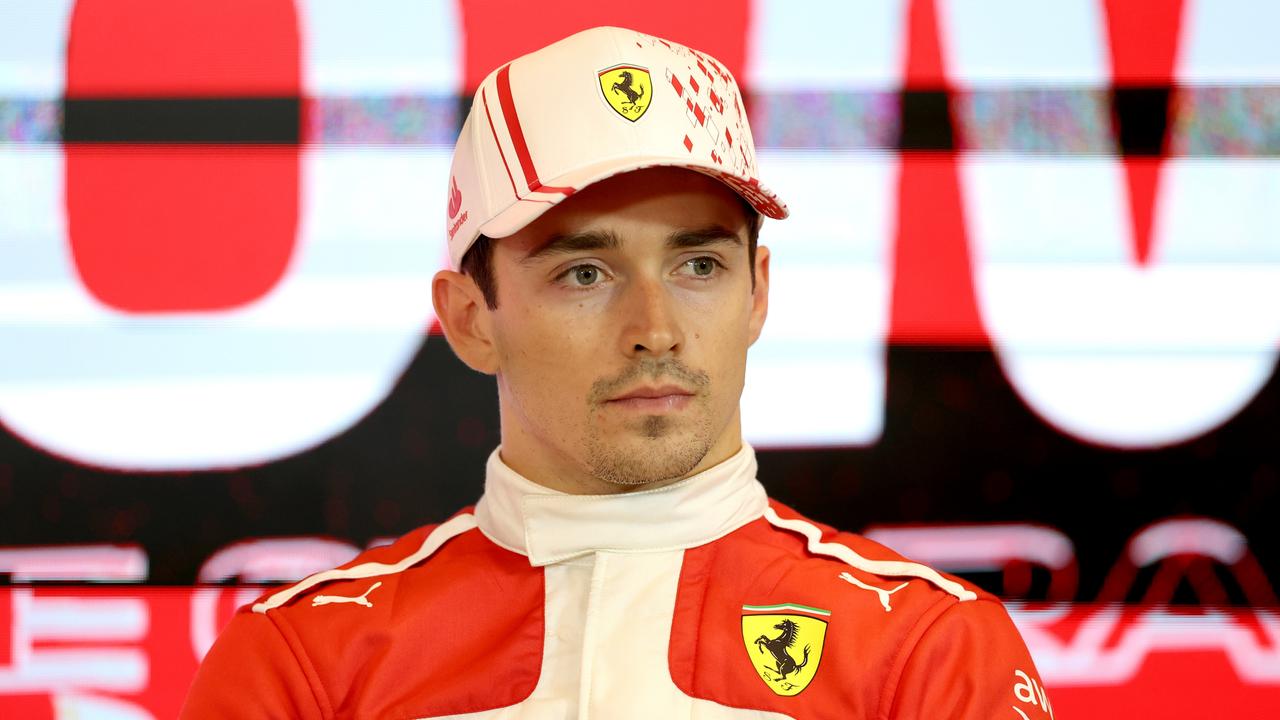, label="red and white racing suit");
[181,445,1053,719]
